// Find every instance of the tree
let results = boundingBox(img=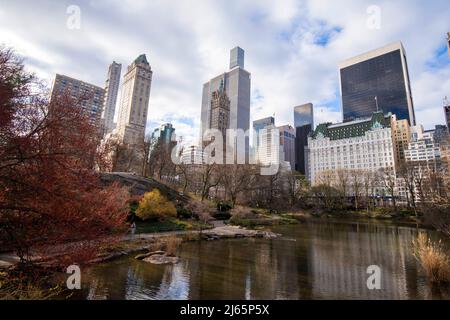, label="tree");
[362,170,376,210]
[0,47,130,266]
[399,162,417,213]
[336,169,350,205]
[136,189,177,221]
[220,164,254,207]
[380,167,397,209]
[285,171,309,207]
[197,163,221,201]
[350,169,363,210]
